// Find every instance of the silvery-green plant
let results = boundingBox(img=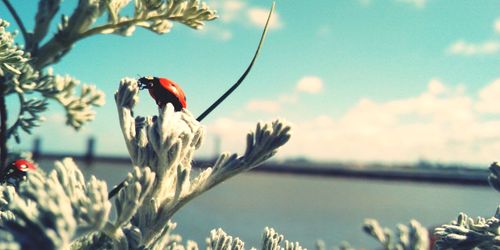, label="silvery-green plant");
[206,228,245,250]
[0,157,111,249]
[0,19,26,76]
[261,227,305,250]
[363,219,429,250]
[3,59,106,141]
[488,162,500,193]
[0,19,38,144]
[4,0,217,69]
[434,208,500,250]
[315,219,429,250]
[197,227,307,250]
[0,78,292,249]
[0,9,108,141]
[104,78,291,248]
[432,162,500,250]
